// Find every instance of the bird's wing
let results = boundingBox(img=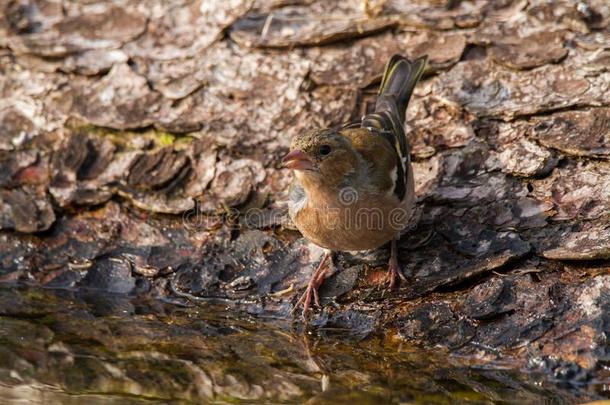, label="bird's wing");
[360,55,427,201]
[340,128,399,198]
